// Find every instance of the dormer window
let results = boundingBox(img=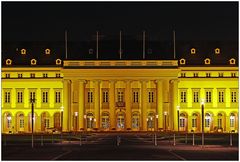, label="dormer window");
[190,48,196,54]
[21,49,26,55]
[179,58,186,65]
[204,58,211,65]
[215,48,220,54]
[31,59,37,65]
[6,59,12,65]
[56,59,62,65]
[45,49,51,55]
[229,58,236,65]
